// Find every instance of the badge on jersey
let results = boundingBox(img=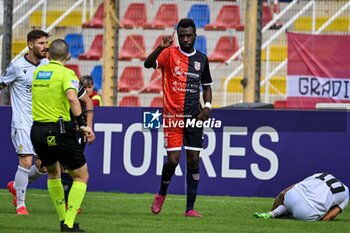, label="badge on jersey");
[71,79,79,91]
[36,71,53,80]
[194,61,201,71]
